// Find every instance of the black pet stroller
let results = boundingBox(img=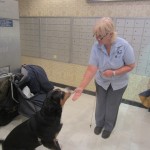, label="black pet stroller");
[0,65,54,125]
[12,64,54,118]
